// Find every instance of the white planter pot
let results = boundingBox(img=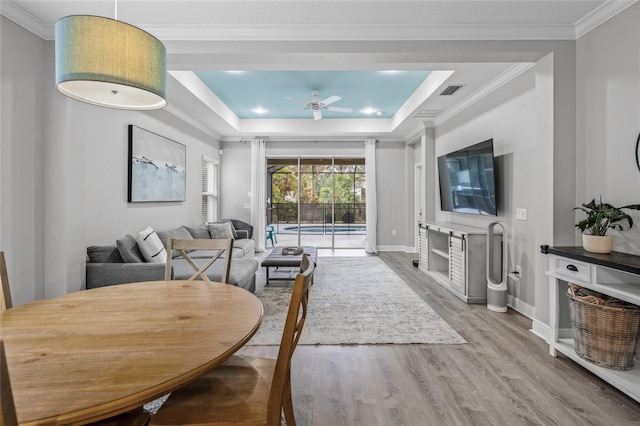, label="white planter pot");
[582,234,613,254]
